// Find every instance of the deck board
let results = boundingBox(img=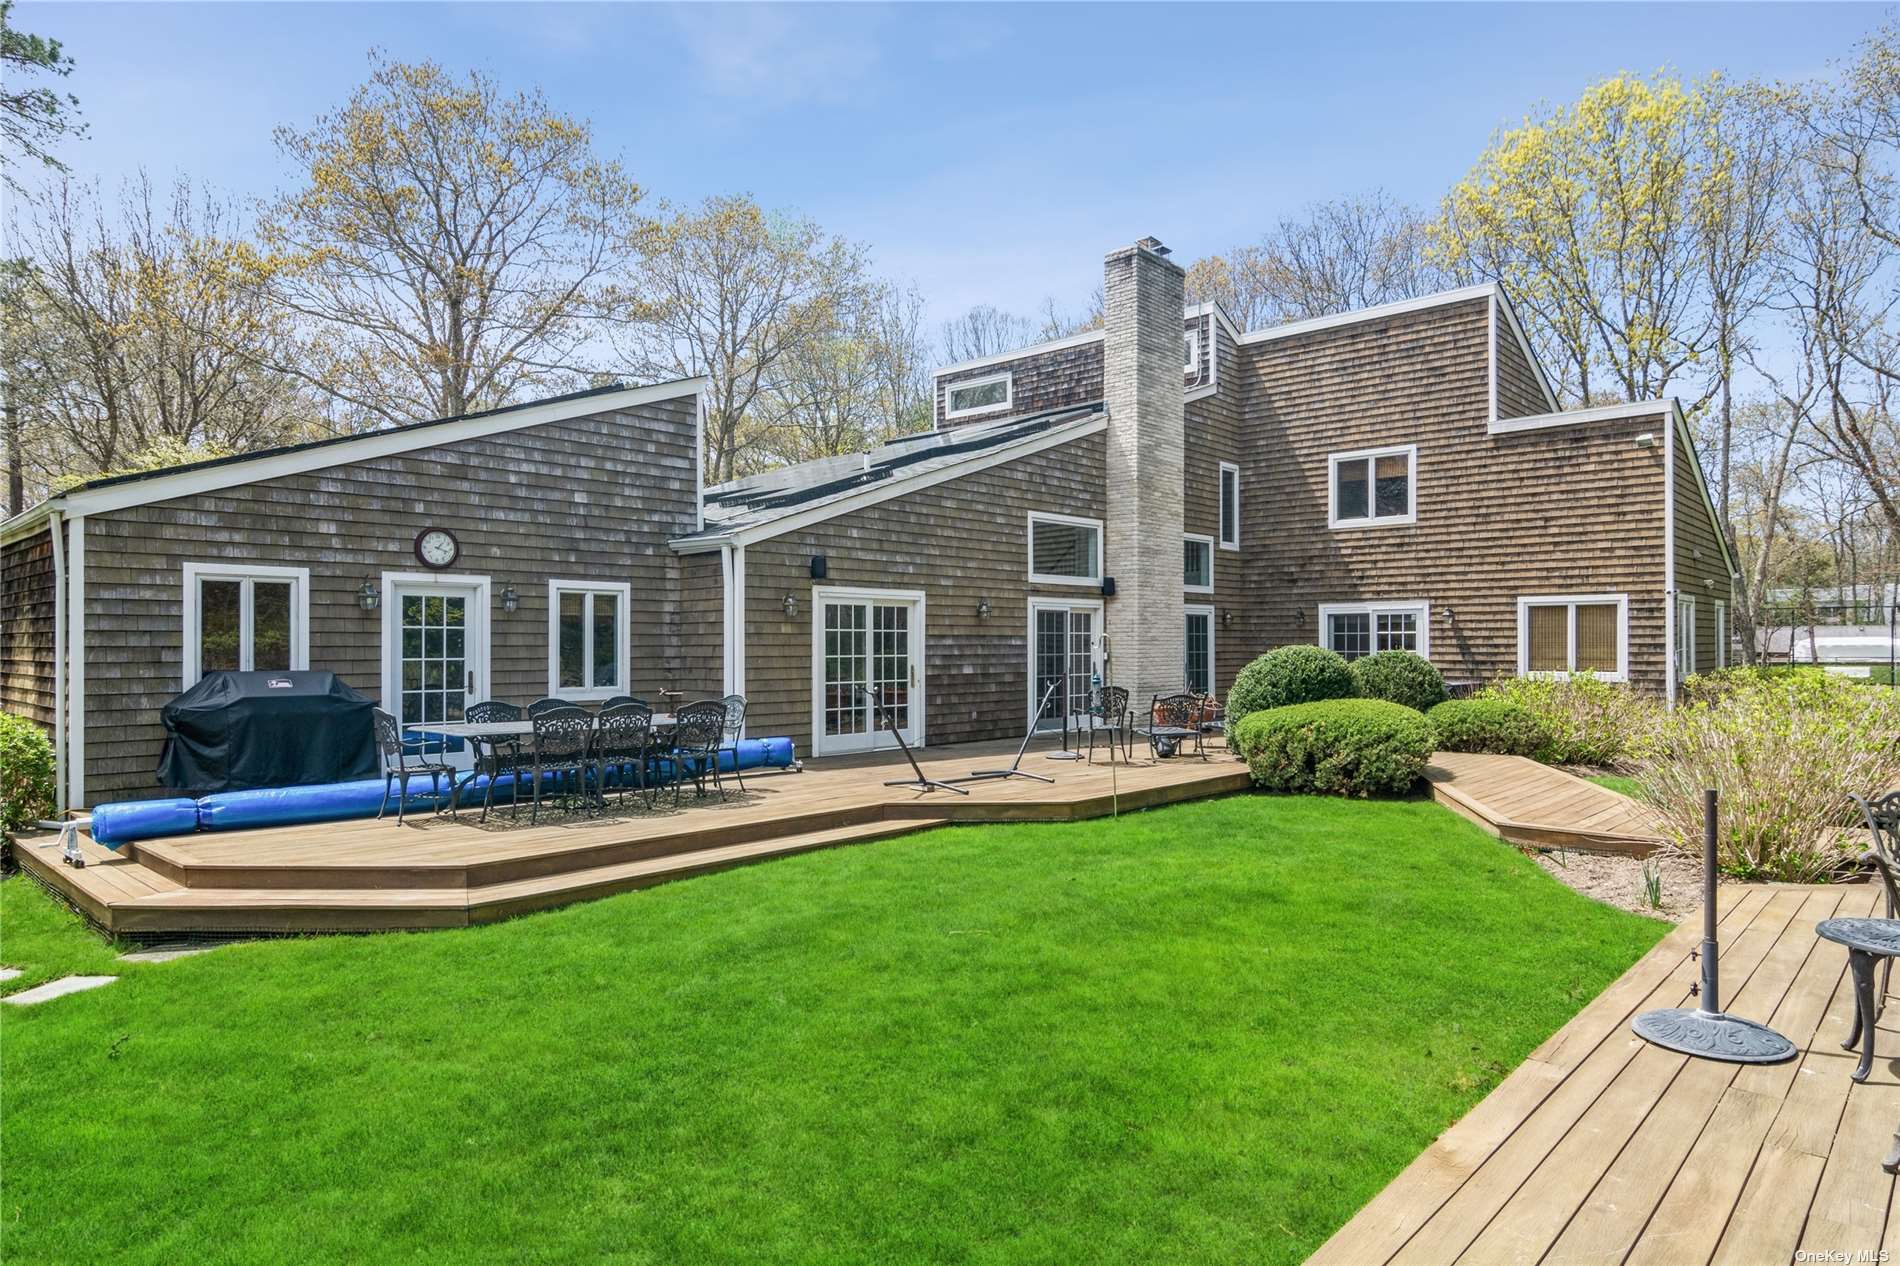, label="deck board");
[1311,883,1897,1266]
[1424,751,1663,855]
